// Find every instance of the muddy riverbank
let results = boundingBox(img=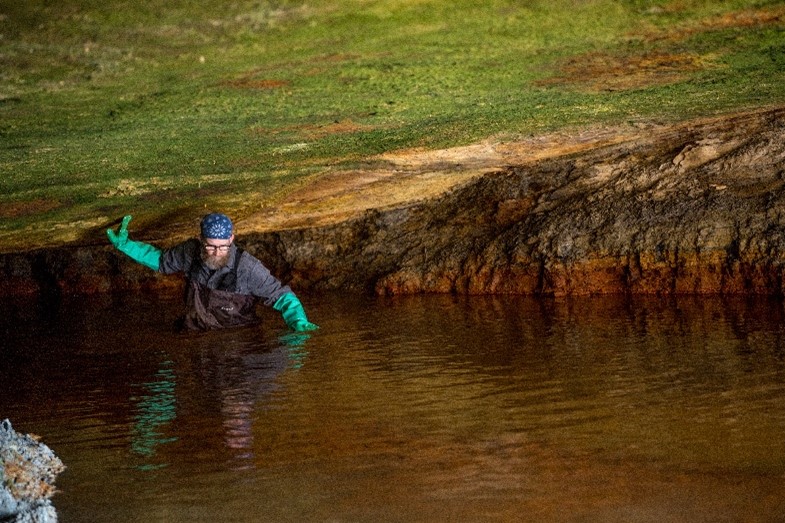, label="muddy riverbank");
[2,106,784,298]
